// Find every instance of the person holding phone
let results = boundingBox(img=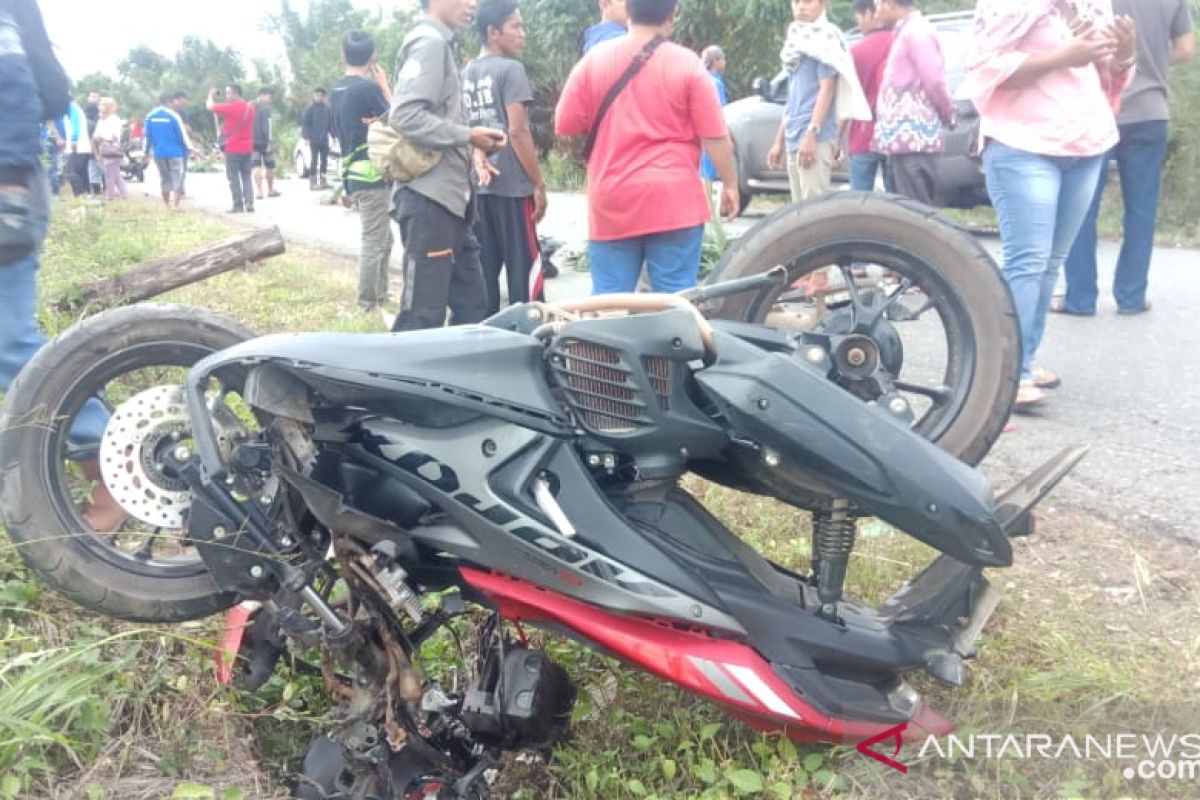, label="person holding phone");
[207,84,257,213]
[387,0,508,332]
